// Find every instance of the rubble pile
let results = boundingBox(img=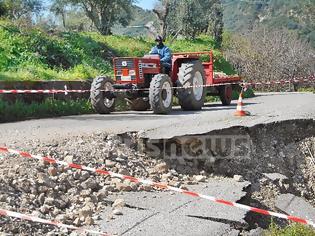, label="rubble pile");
[0,133,207,235]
